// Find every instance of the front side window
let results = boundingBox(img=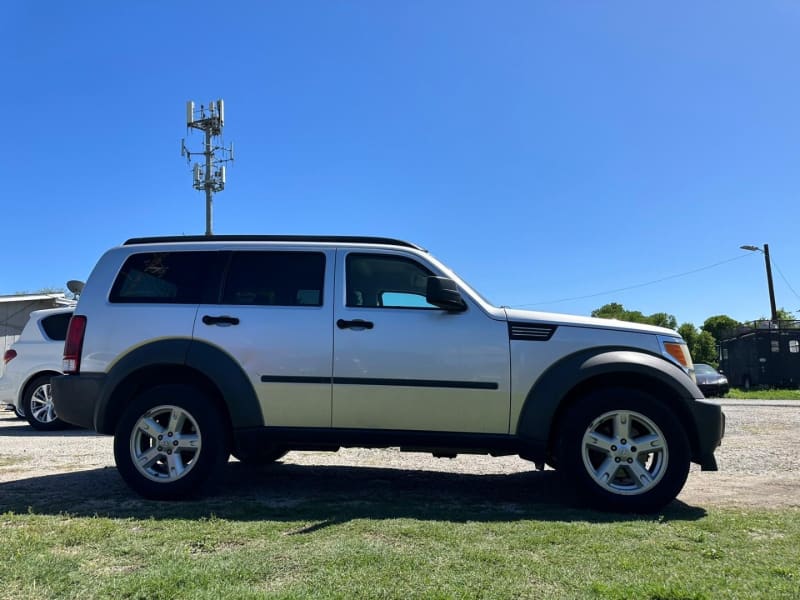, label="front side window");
[222,251,325,307]
[346,253,436,309]
[110,252,217,304]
